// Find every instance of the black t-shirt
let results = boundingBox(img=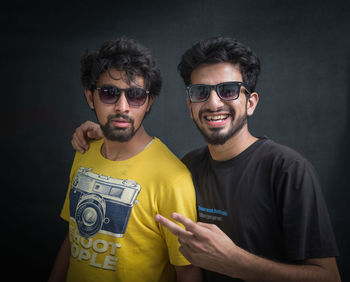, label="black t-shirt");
[182,137,339,282]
